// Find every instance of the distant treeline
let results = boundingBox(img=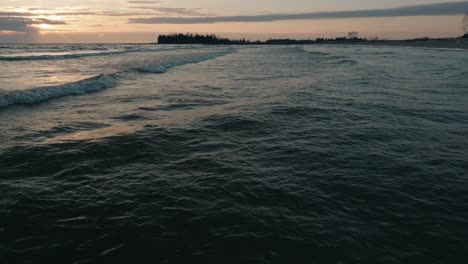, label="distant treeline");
[157,33,371,45]
[158,33,250,44]
[157,33,468,45]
